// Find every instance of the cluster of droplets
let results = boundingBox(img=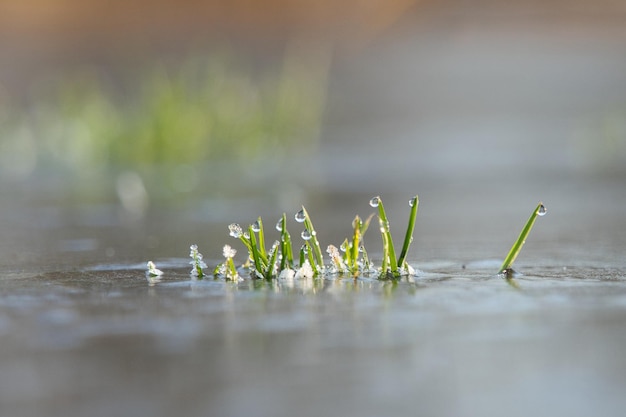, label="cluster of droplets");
[229,223,243,238]
[223,244,237,260]
[326,244,347,273]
